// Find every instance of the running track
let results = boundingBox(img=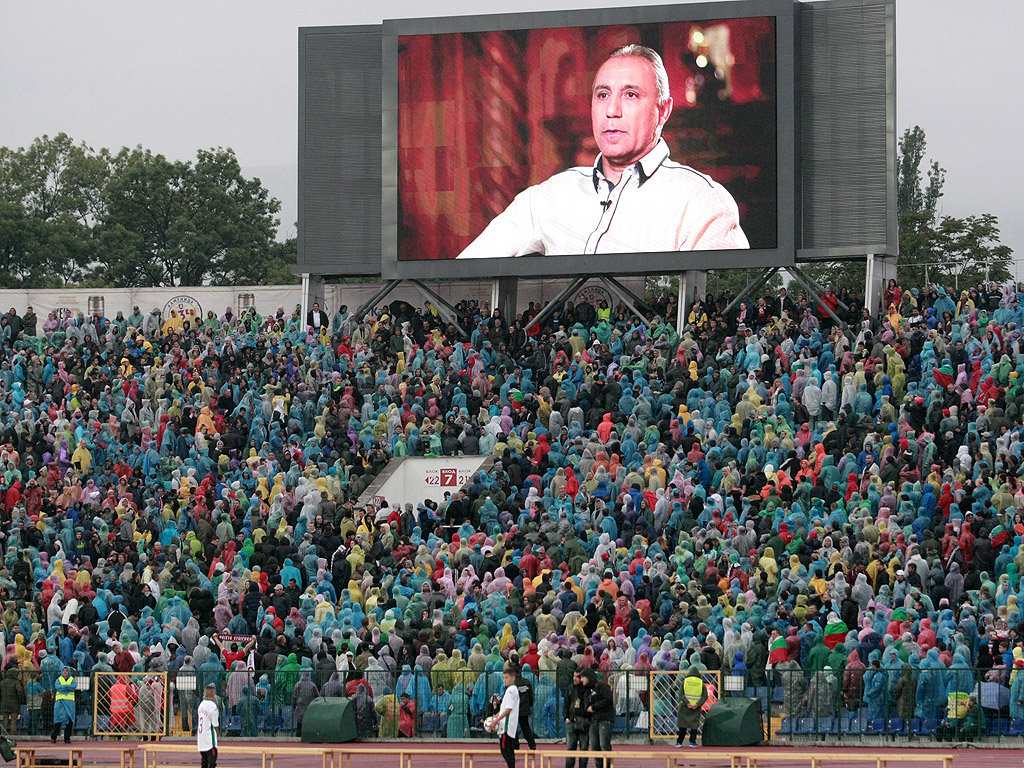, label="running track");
[13,741,1024,768]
